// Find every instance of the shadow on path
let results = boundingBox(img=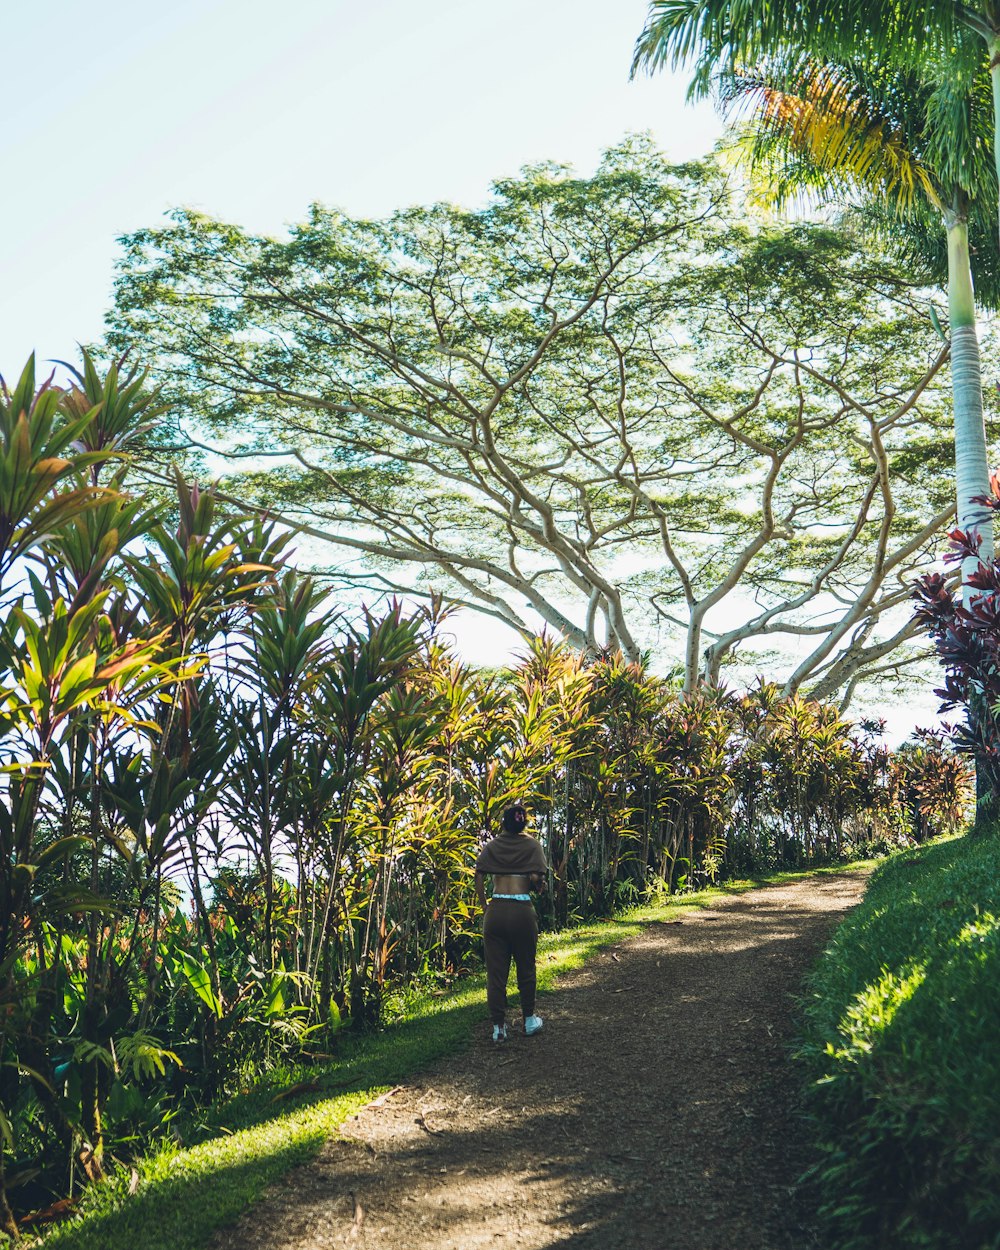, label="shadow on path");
[215,871,868,1250]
